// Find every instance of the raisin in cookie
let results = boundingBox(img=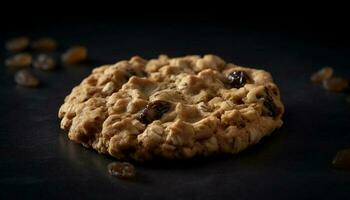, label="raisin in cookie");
[58,54,284,161]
